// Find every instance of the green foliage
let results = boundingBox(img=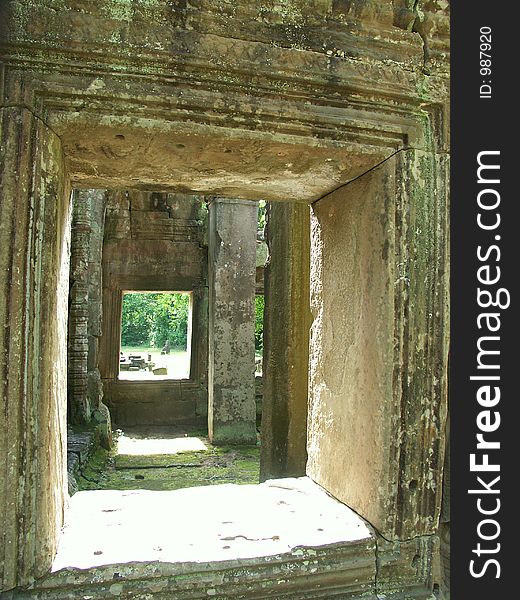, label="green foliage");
[121,292,190,349]
[258,200,267,231]
[255,295,264,352]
